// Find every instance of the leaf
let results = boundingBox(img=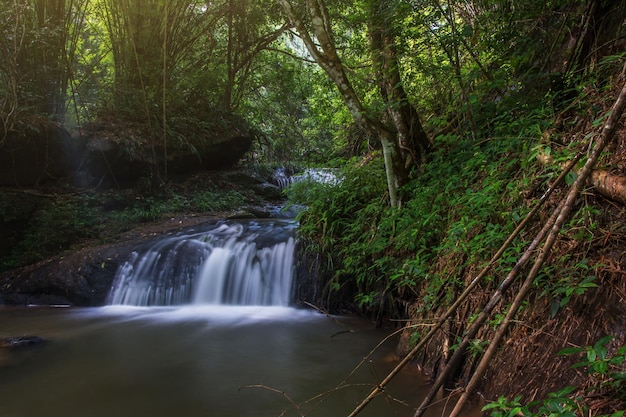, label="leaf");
[559,346,583,356]
[551,299,561,318]
[461,24,473,38]
[595,335,615,348]
[565,171,577,186]
[587,350,597,363]
[593,361,609,374]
